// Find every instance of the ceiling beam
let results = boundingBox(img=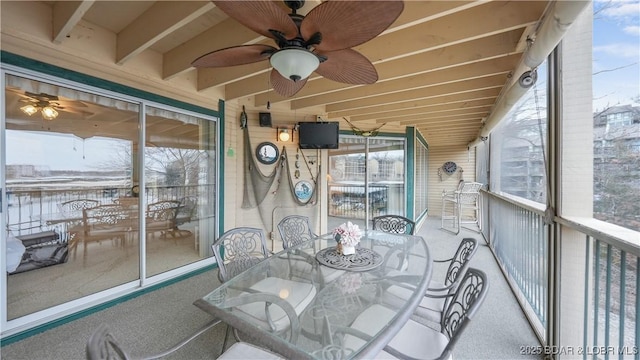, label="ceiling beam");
[117,1,214,65]
[52,1,94,44]
[330,87,501,119]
